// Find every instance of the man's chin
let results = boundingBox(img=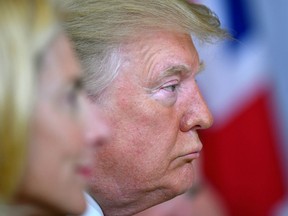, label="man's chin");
[163,166,194,199]
[176,165,195,193]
